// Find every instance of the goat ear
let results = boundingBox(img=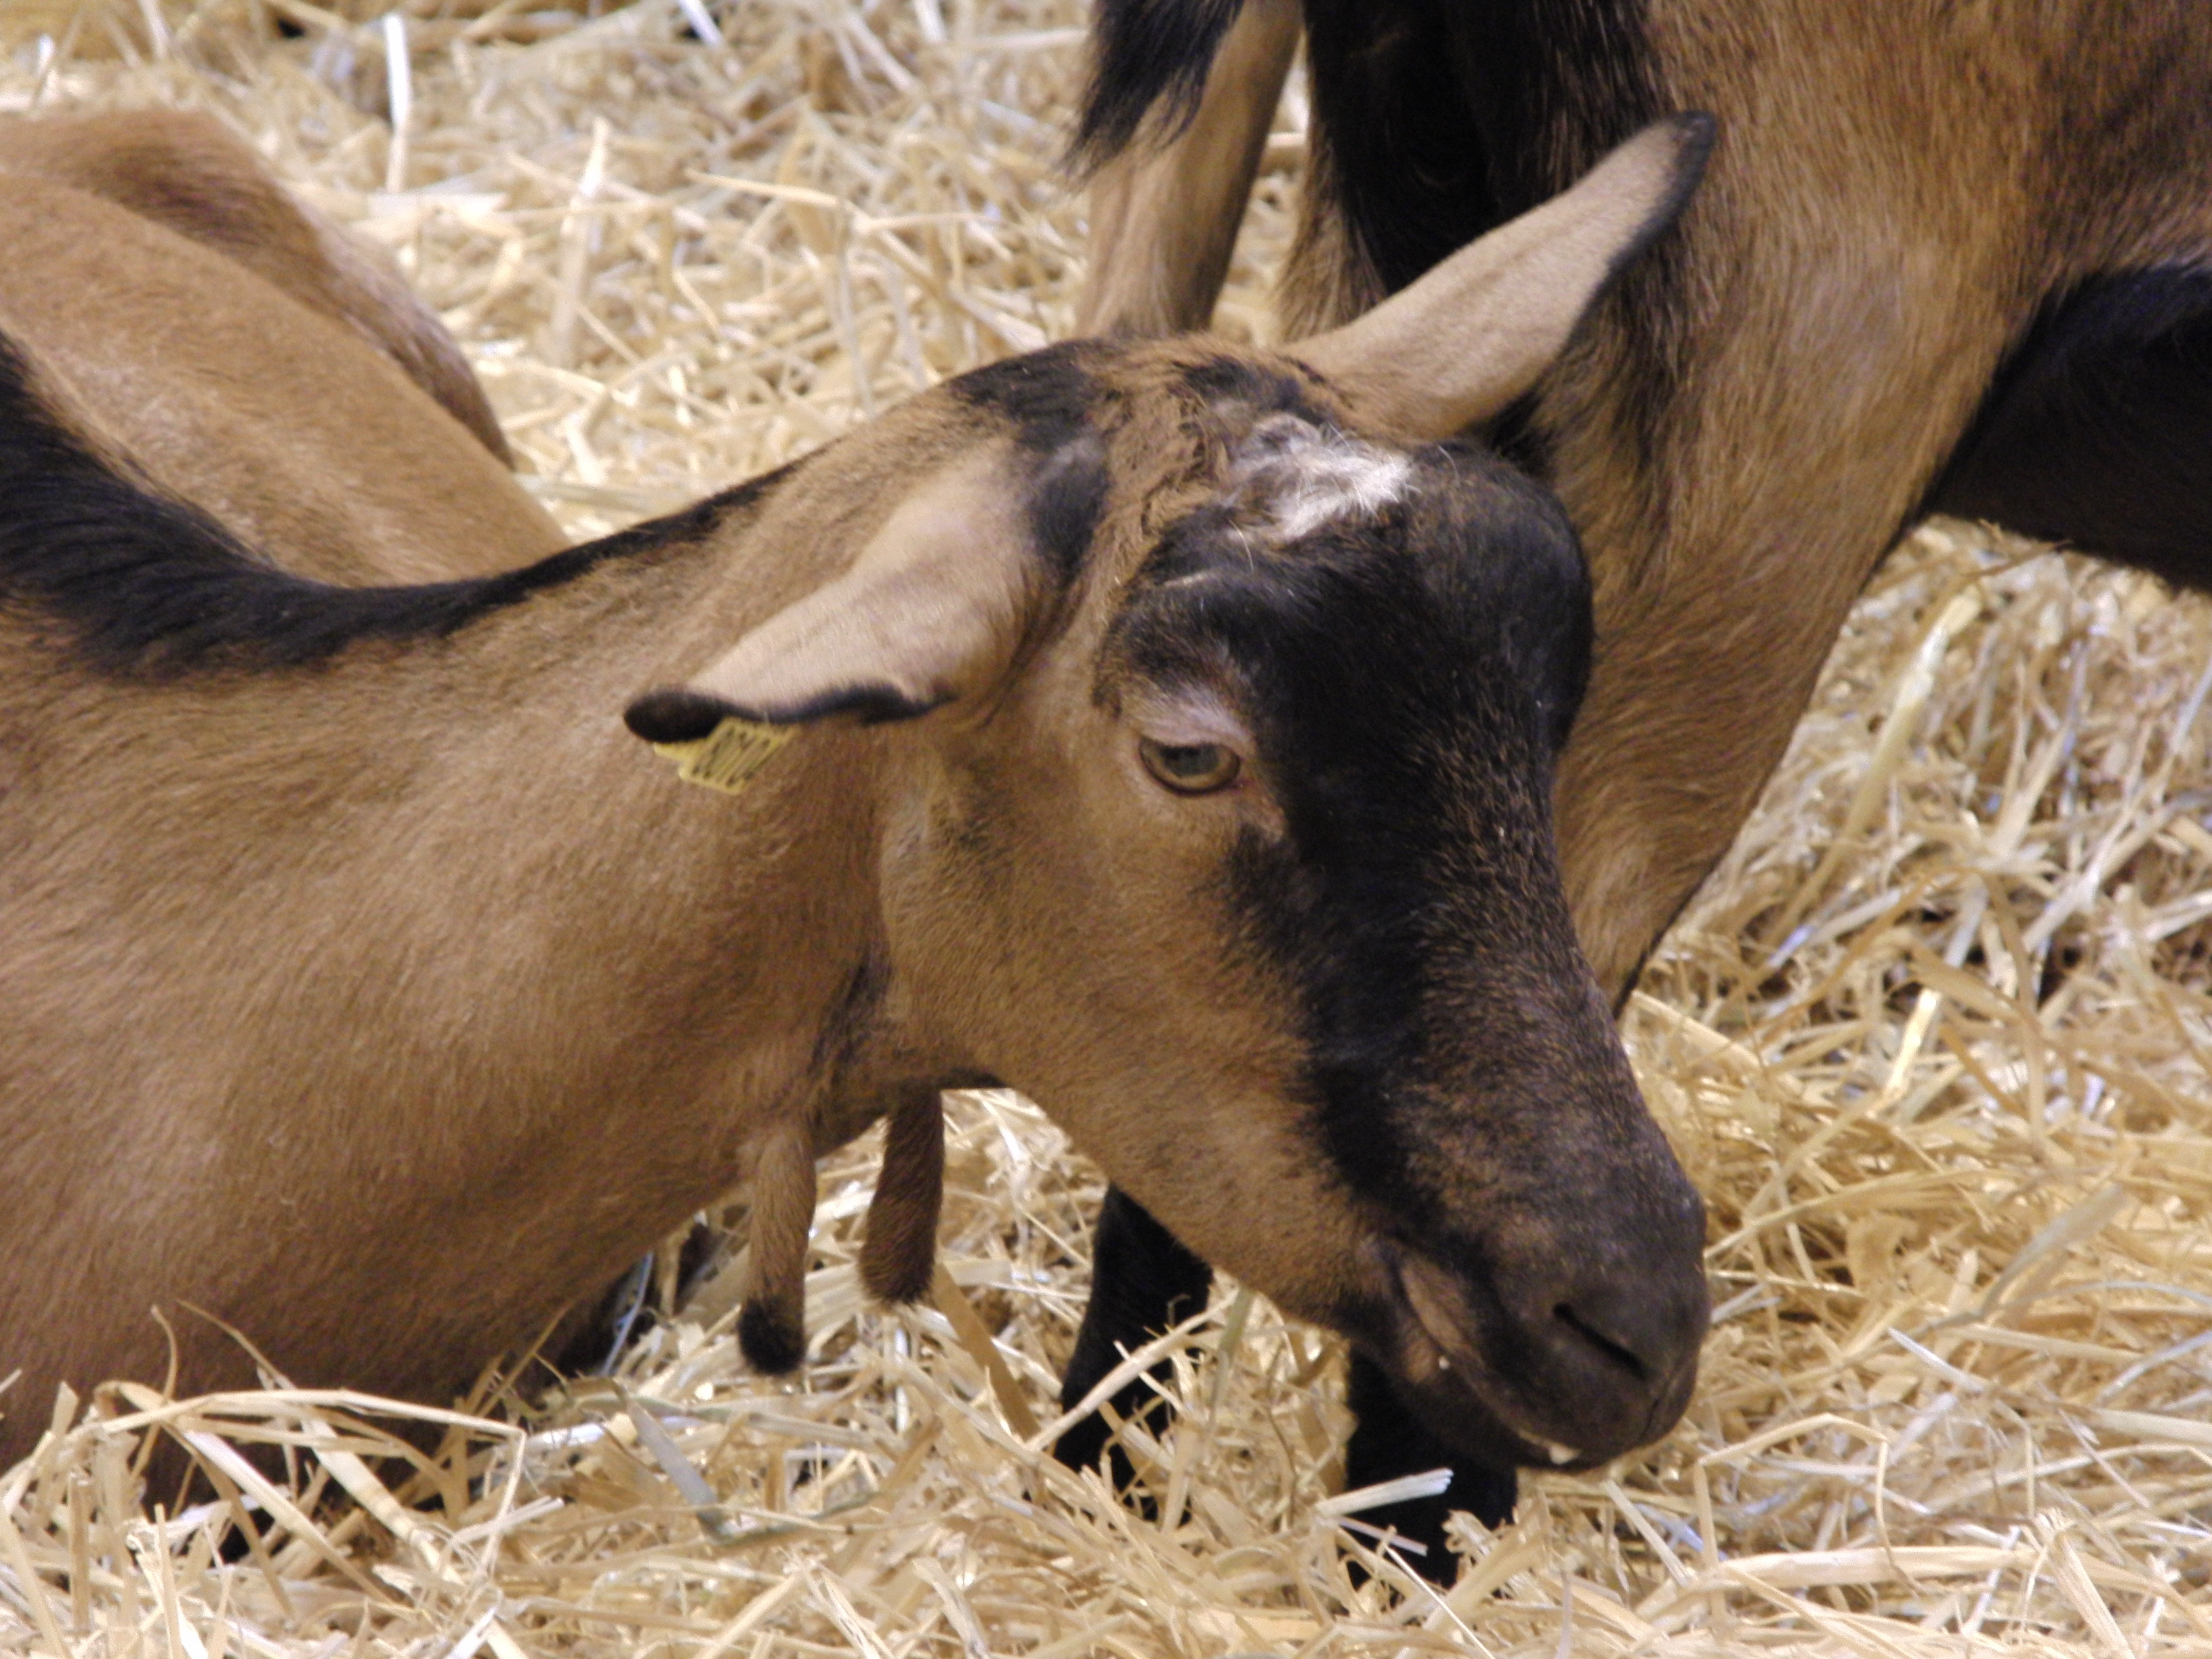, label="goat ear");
[625,452,1032,743]
[1292,115,1714,439]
